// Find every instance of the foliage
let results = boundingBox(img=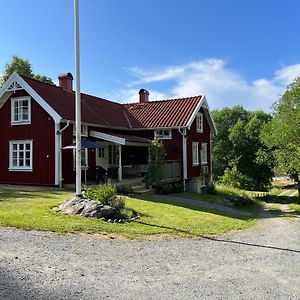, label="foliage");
[220,166,250,189]
[158,181,183,194]
[146,133,166,187]
[261,77,300,197]
[114,208,134,219]
[0,55,53,86]
[84,184,117,206]
[212,106,273,191]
